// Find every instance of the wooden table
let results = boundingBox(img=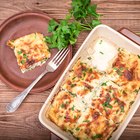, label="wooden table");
[0,0,140,139]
